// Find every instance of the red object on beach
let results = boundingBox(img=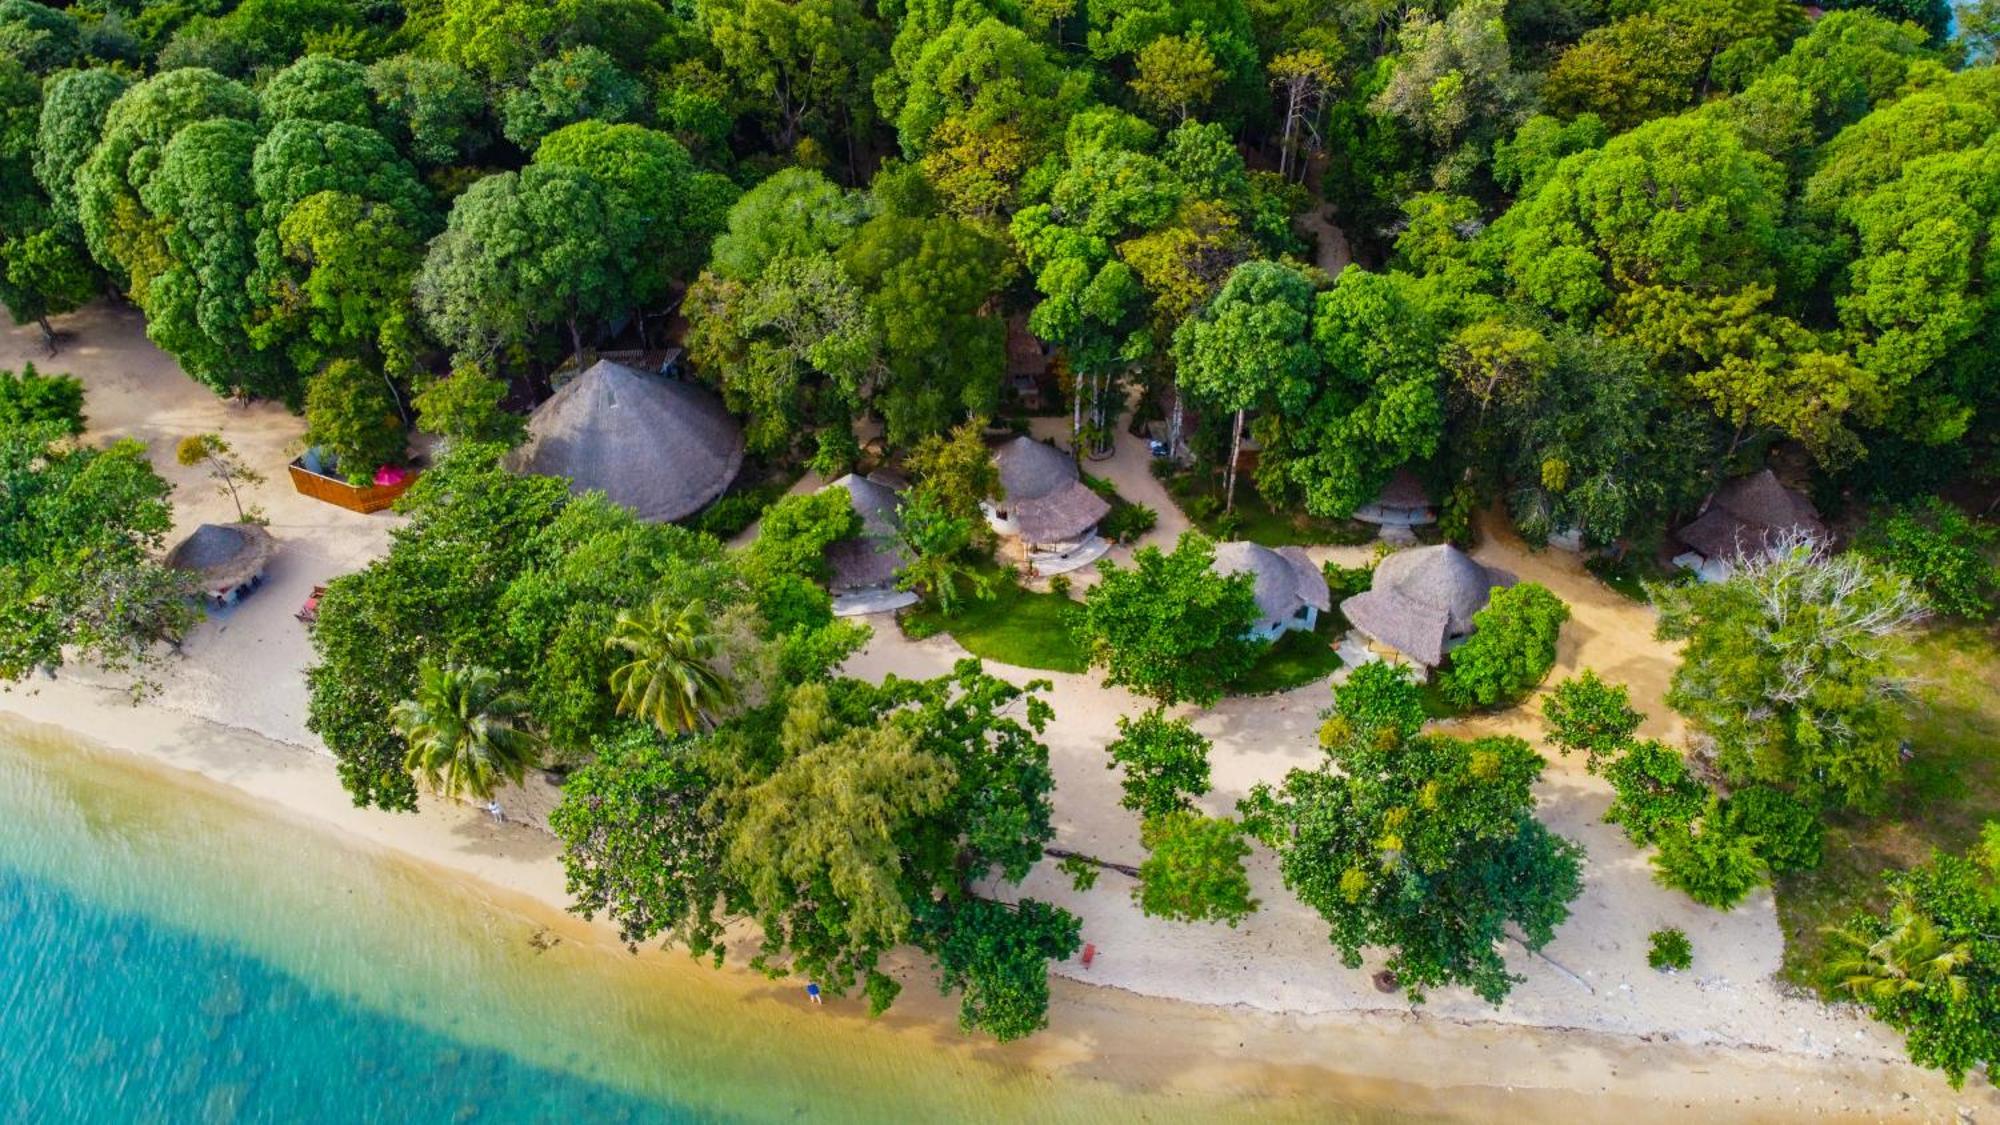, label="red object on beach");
[296,584,328,625]
[373,465,411,488]
[1081,943,1096,969]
